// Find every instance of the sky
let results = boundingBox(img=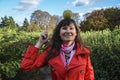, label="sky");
[0,0,120,26]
